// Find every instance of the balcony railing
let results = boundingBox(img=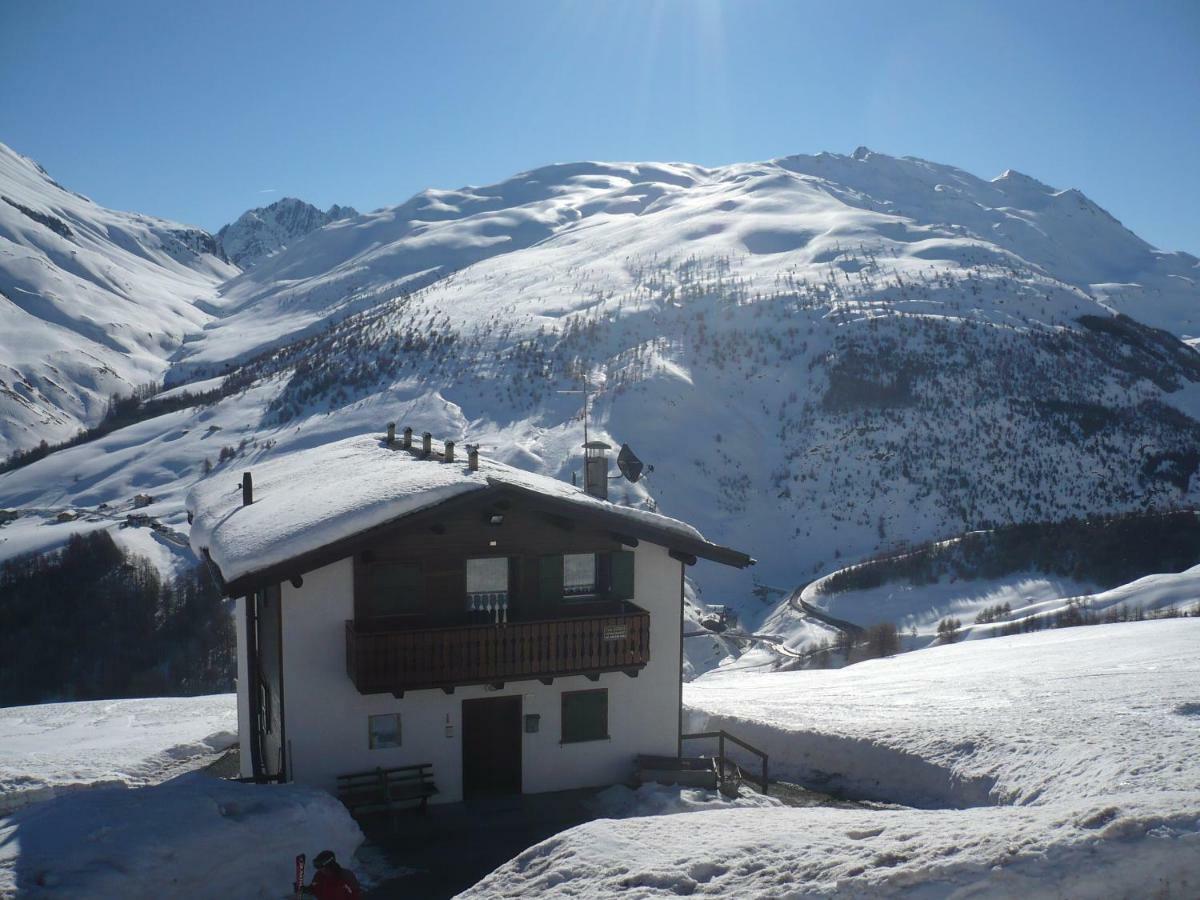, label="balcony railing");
[345,603,651,695]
